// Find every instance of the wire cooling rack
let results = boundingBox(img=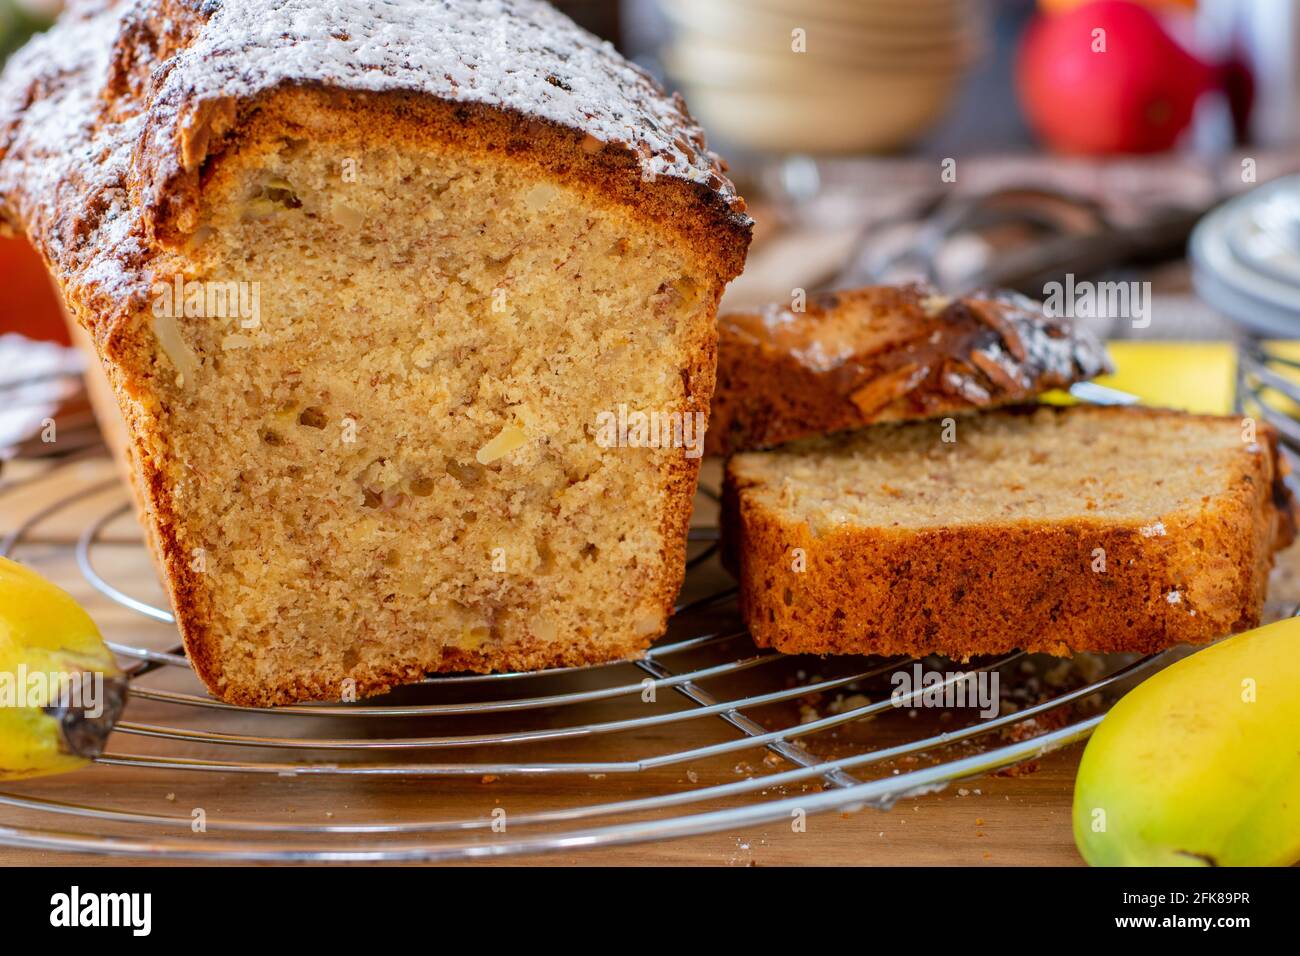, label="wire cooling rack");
[1238,342,1300,455]
[0,426,1168,863]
